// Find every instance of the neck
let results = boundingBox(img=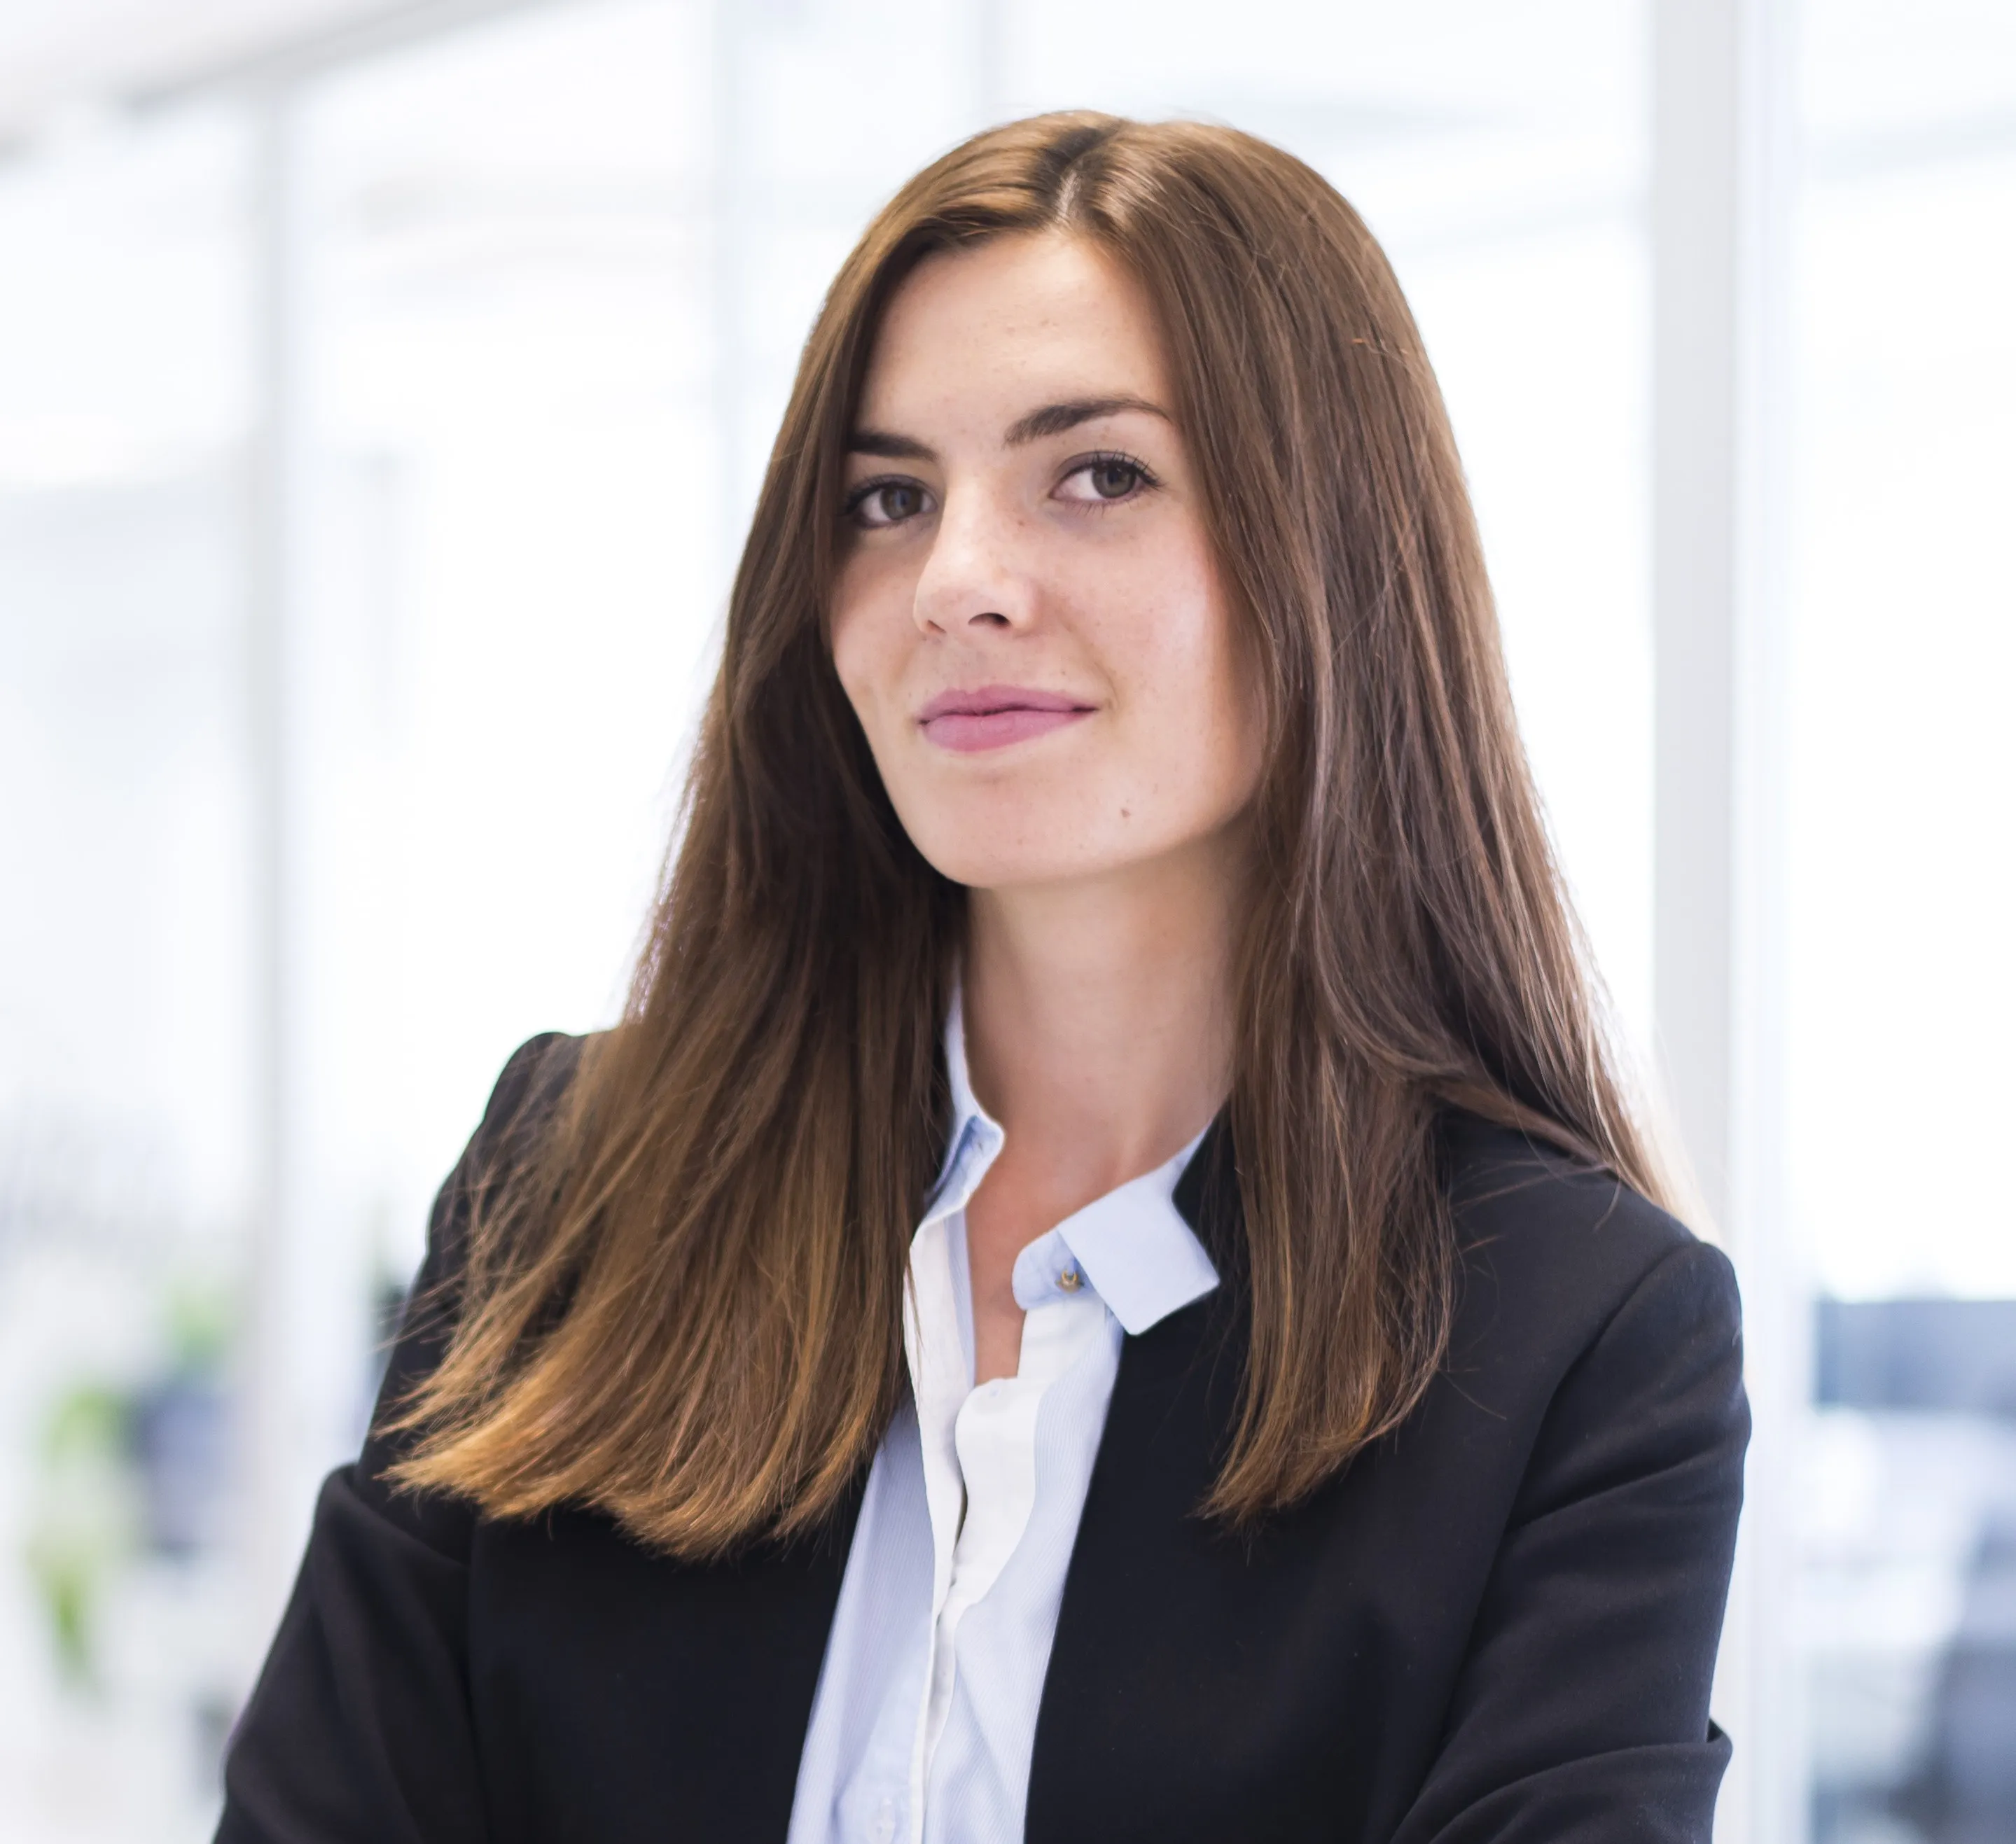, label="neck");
[961,830,1244,1203]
